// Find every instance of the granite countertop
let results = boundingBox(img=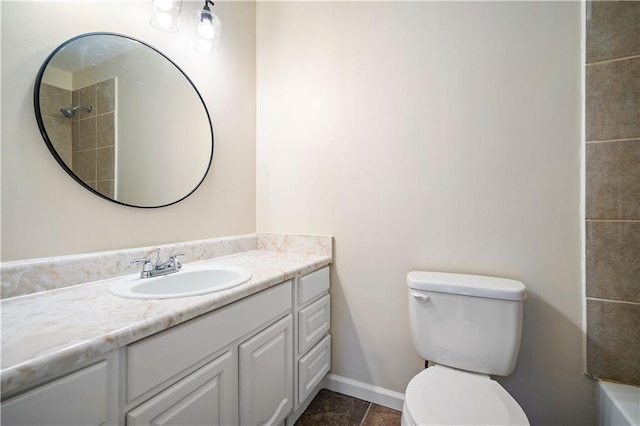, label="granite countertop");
[1,249,331,396]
